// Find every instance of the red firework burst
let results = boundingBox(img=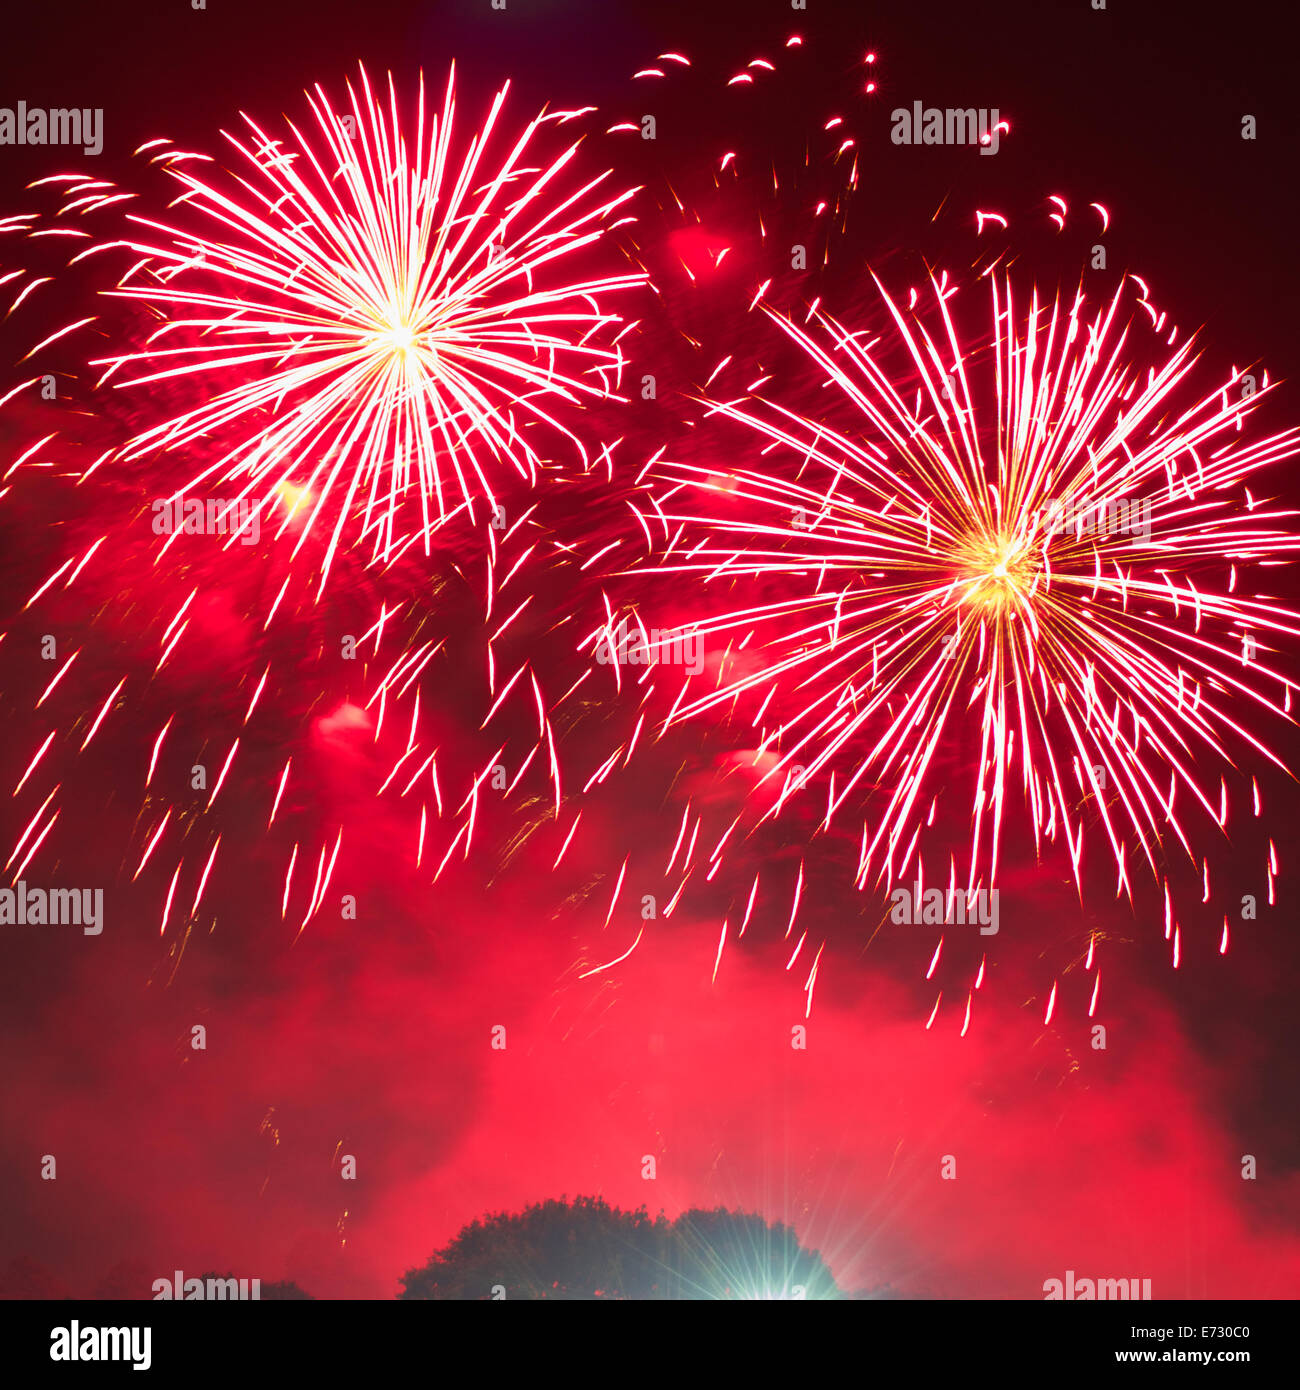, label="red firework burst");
[20,65,642,585]
[646,272,1300,950]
